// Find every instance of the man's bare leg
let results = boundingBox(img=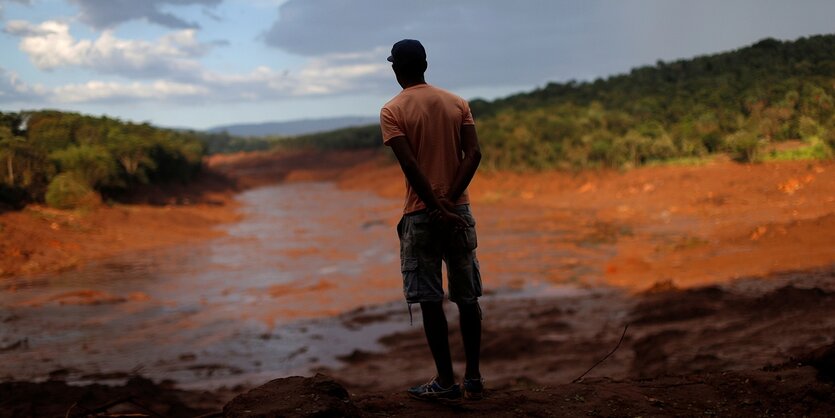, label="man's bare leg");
[420,301,455,387]
[458,301,482,379]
